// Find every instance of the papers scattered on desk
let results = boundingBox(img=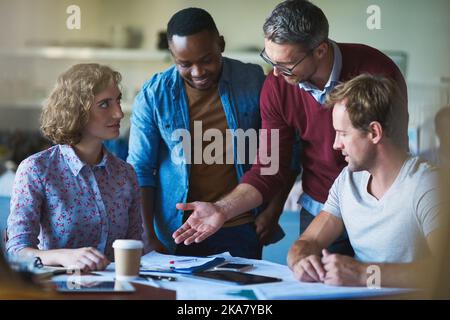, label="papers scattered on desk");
[140,251,225,274]
[83,253,416,300]
[254,281,415,300]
